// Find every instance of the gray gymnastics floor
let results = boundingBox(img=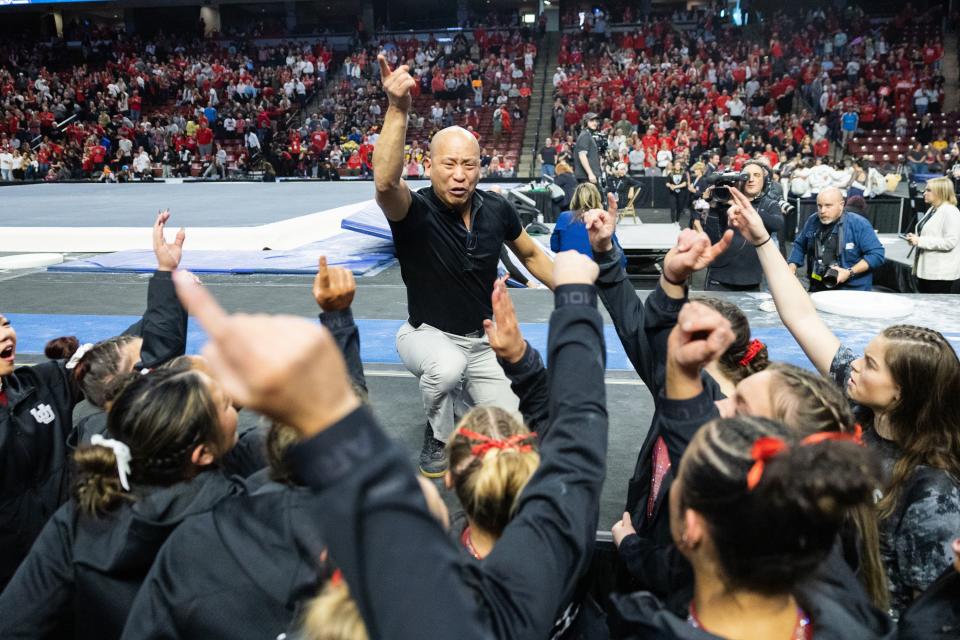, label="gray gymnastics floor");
[1,267,652,529]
